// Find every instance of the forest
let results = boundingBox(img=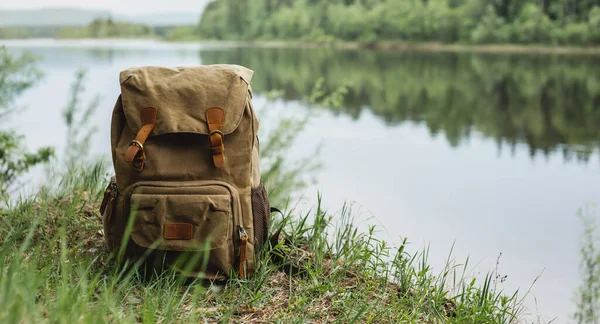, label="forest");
[198,0,600,45]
